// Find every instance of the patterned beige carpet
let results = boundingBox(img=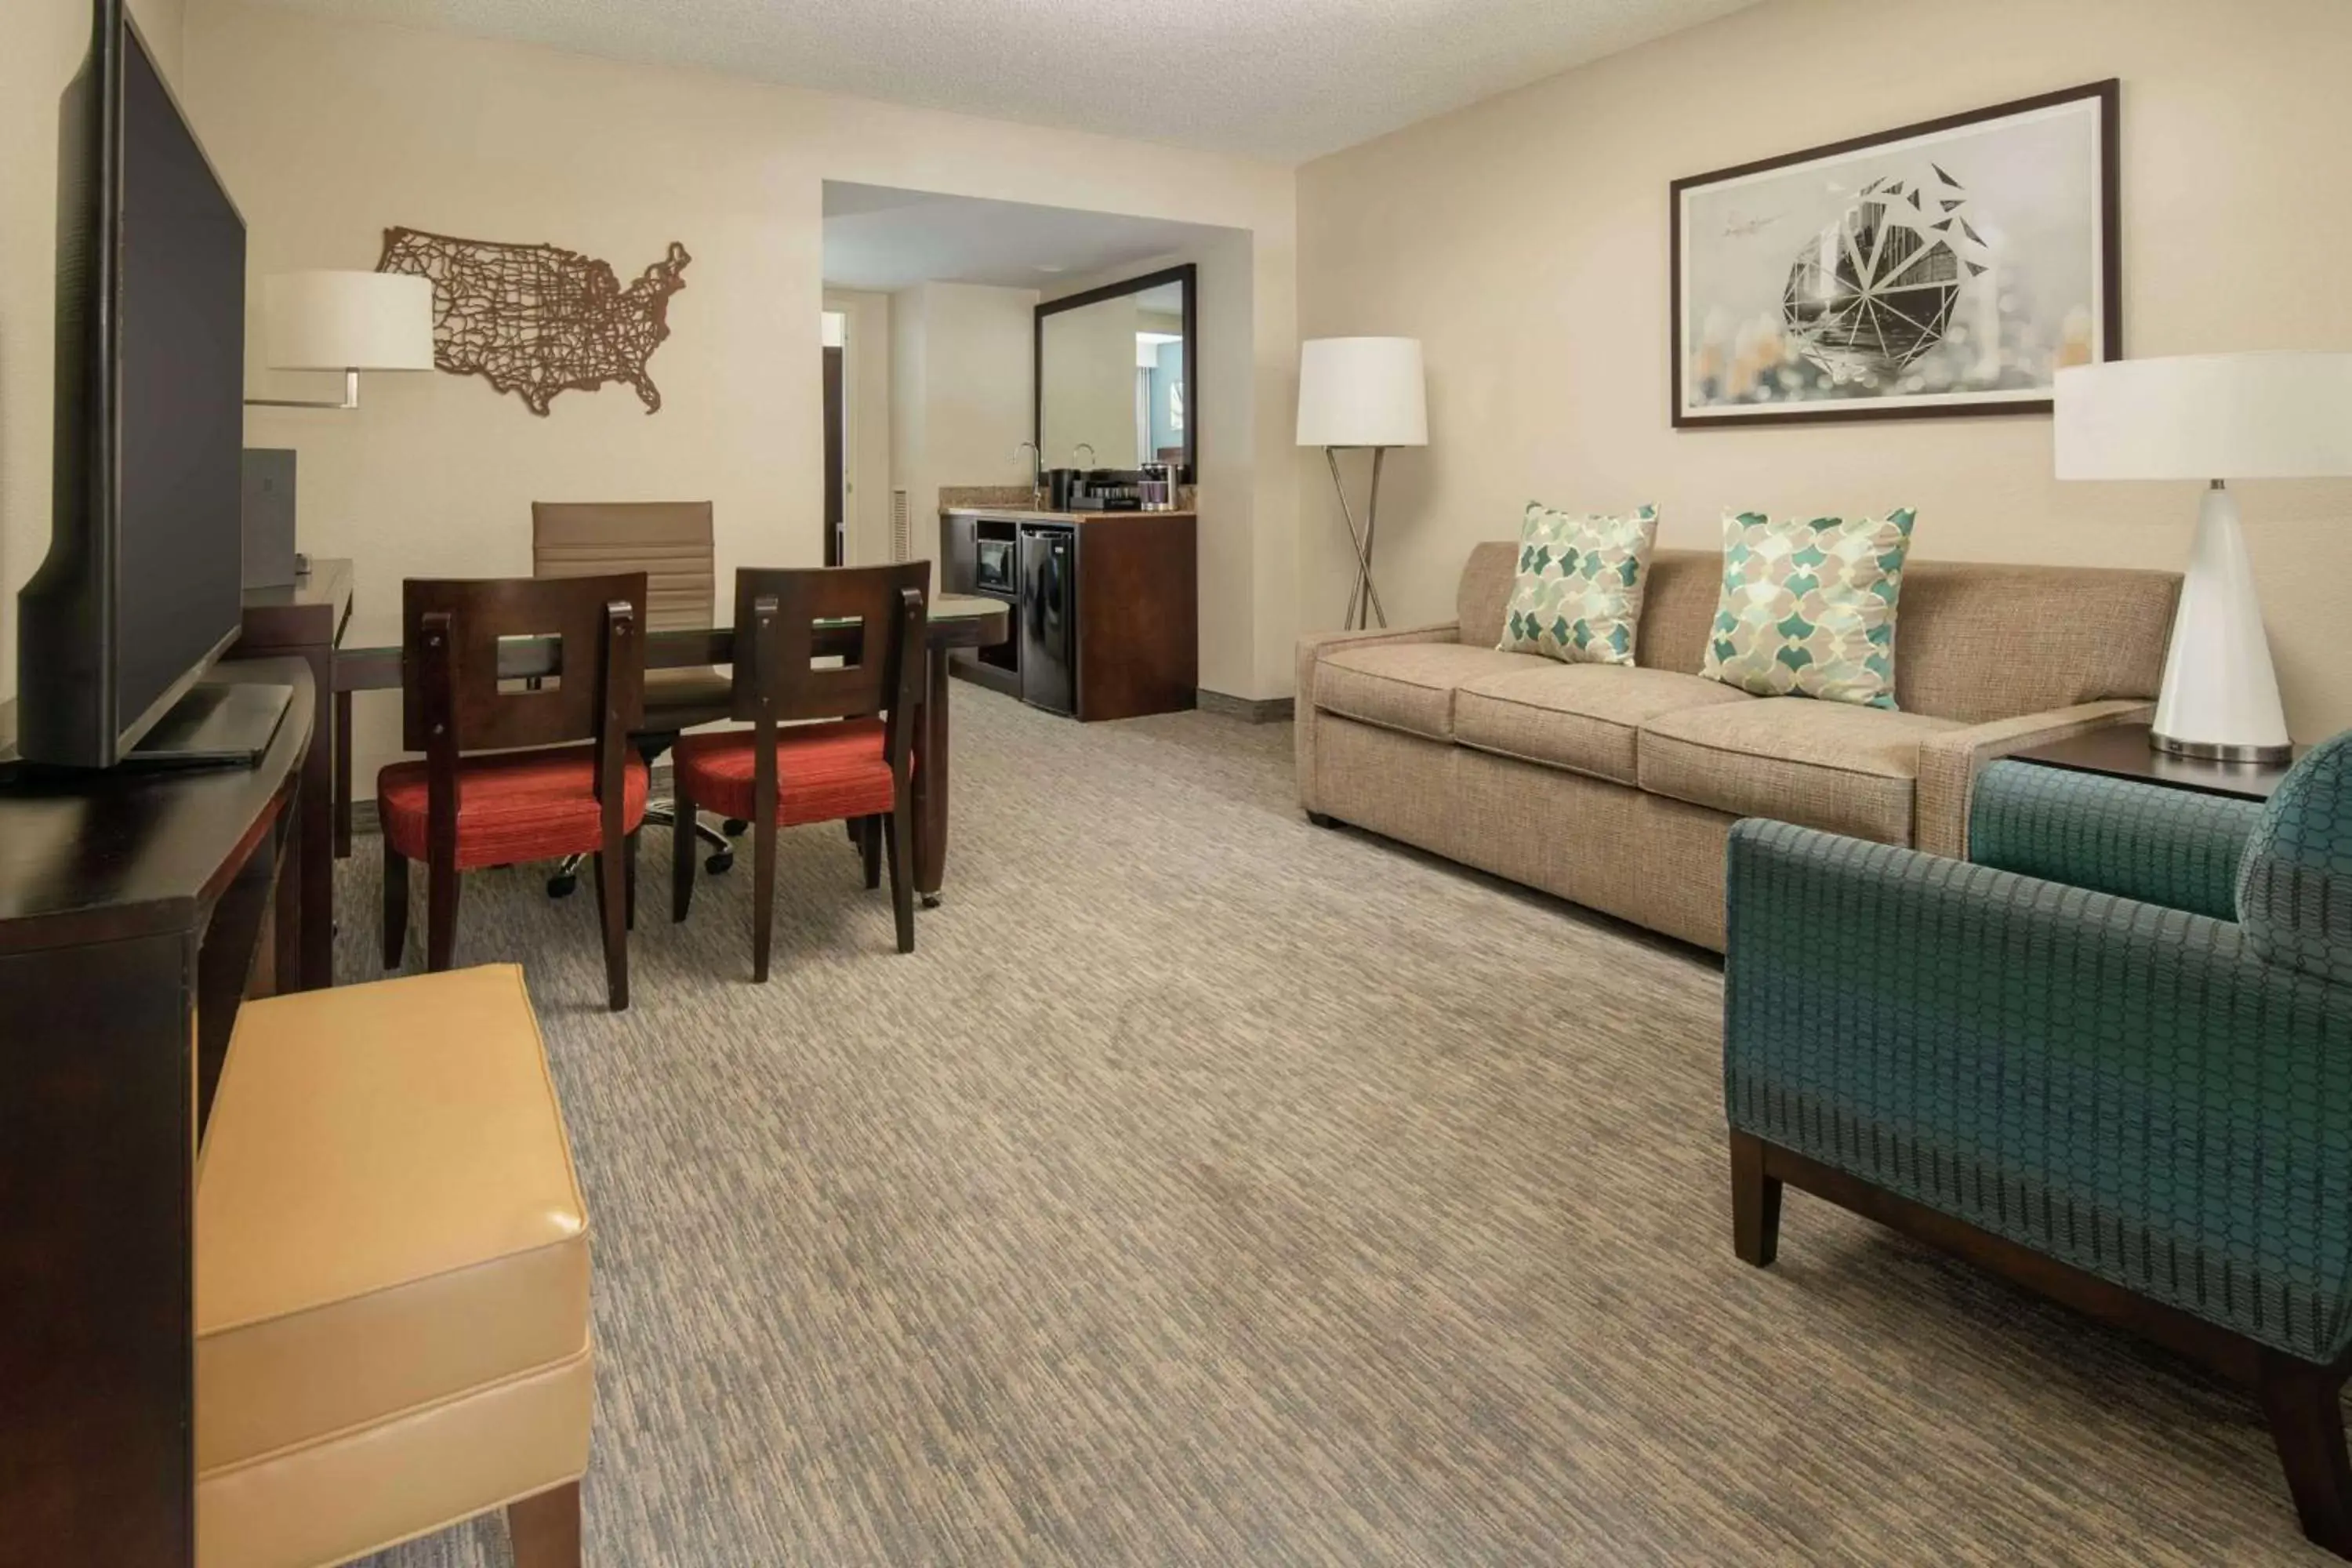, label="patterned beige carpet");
[345,685,2325,1566]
